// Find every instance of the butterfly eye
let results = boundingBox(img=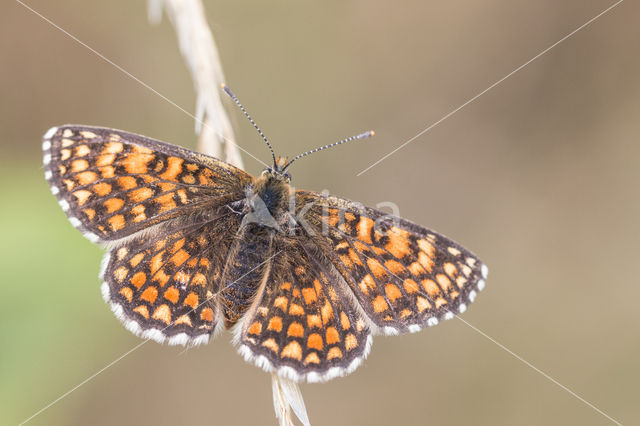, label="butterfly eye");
[283,171,291,181]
